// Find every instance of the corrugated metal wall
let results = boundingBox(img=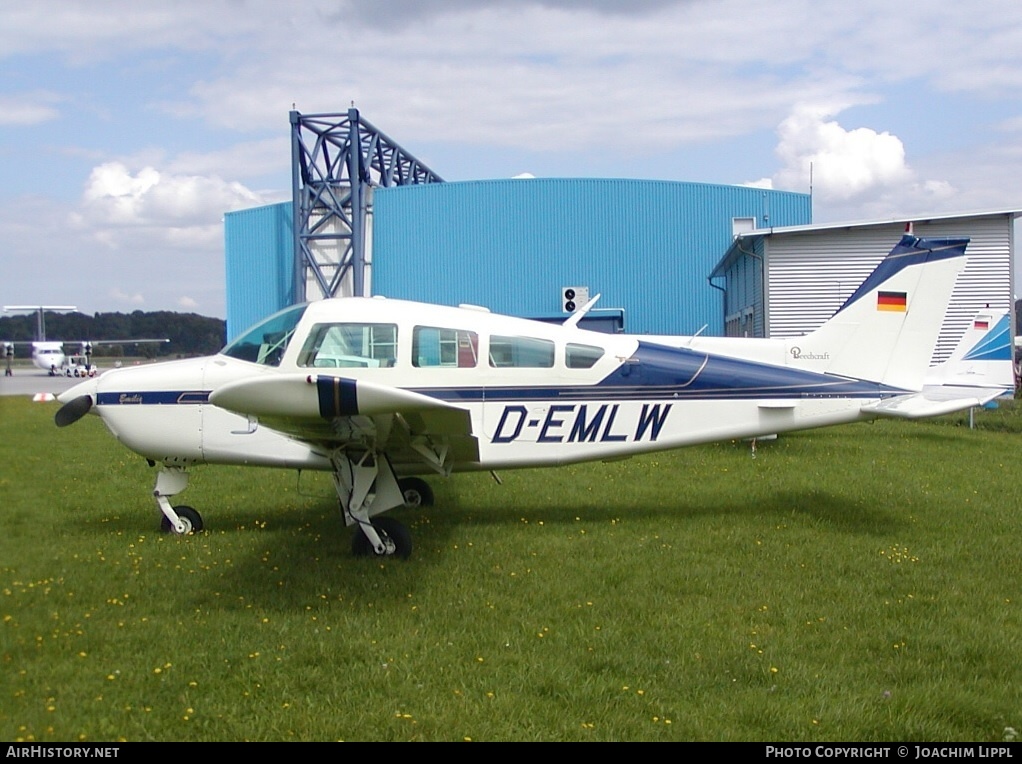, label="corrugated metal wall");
[224,202,293,340]
[222,189,1011,363]
[721,236,766,338]
[372,179,811,335]
[763,215,1014,363]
